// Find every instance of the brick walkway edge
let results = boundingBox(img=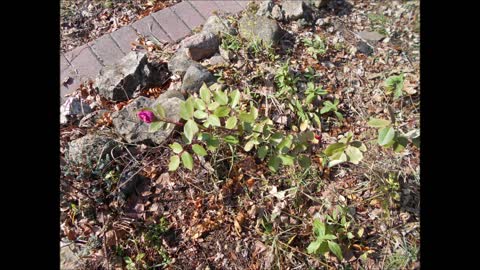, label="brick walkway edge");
[60,0,249,102]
